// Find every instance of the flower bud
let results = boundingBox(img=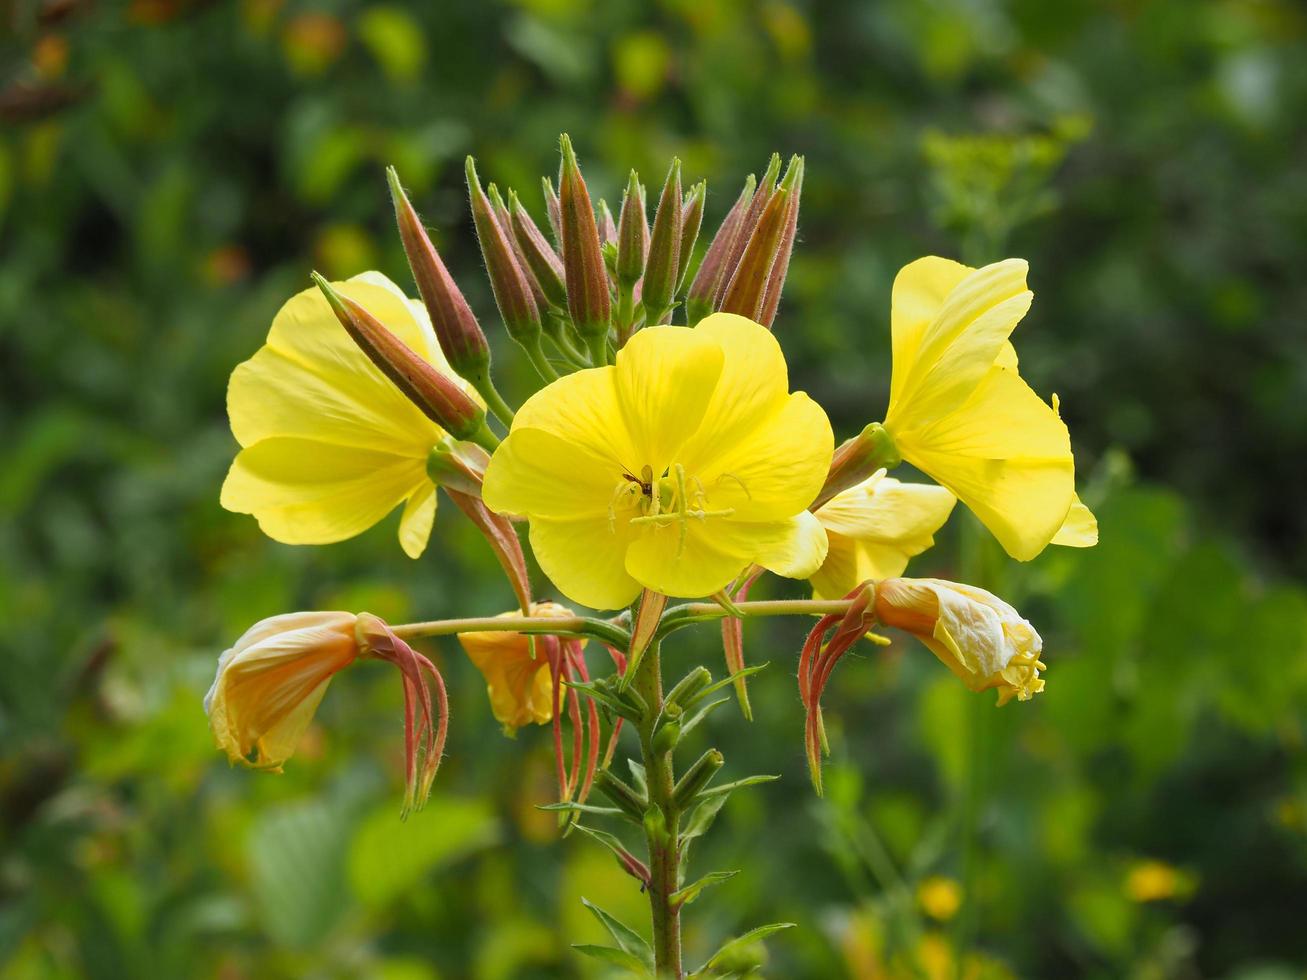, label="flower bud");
[814,421,902,510]
[672,748,724,809]
[557,134,612,340]
[598,198,618,246]
[642,158,682,322]
[386,167,491,385]
[676,179,706,295]
[758,157,803,328]
[686,174,755,324]
[874,578,1046,704]
[466,156,544,348]
[311,273,487,442]
[508,190,568,310]
[716,152,782,306]
[719,156,800,322]
[616,169,647,287]
[206,611,359,770]
[541,175,563,245]
[488,182,546,310]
